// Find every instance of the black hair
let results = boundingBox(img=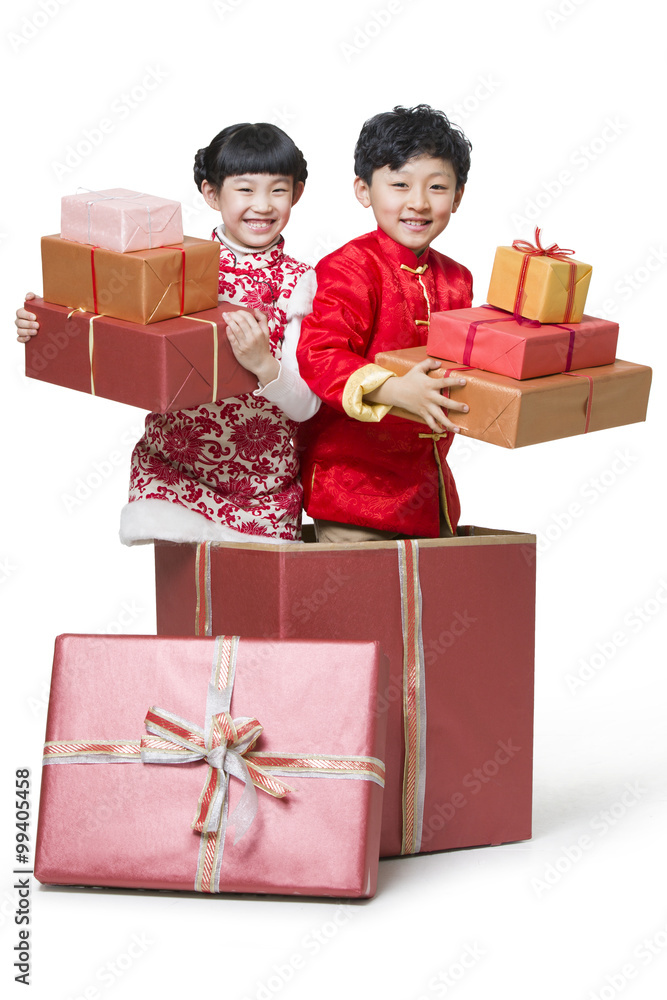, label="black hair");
[354,104,471,189]
[193,123,308,193]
